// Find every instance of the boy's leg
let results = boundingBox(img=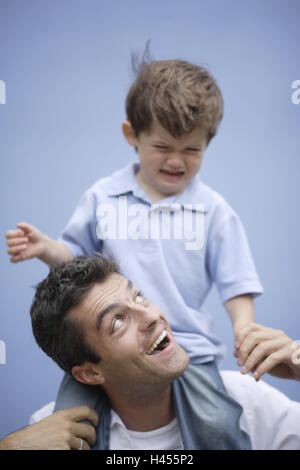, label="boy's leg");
[172,361,251,450]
